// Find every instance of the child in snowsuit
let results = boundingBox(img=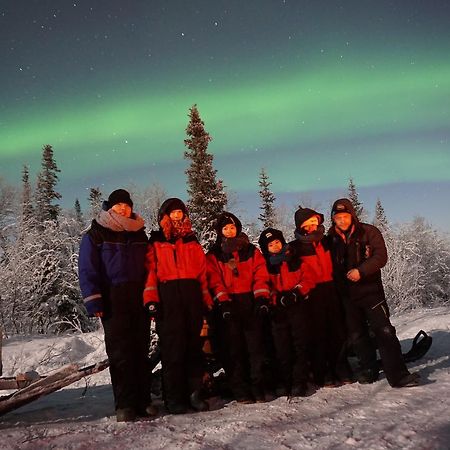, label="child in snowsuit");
[328,198,419,388]
[291,207,353,386]
[258,228,317,396]
[206,212,271,403]
[78,189,153,422]
[144,198,213,414]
